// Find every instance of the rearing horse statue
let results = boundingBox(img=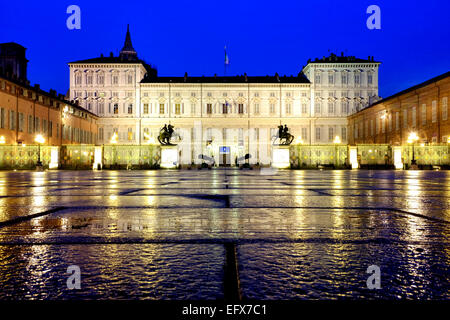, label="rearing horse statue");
[158,124,179,145]
[272,124,294,145]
